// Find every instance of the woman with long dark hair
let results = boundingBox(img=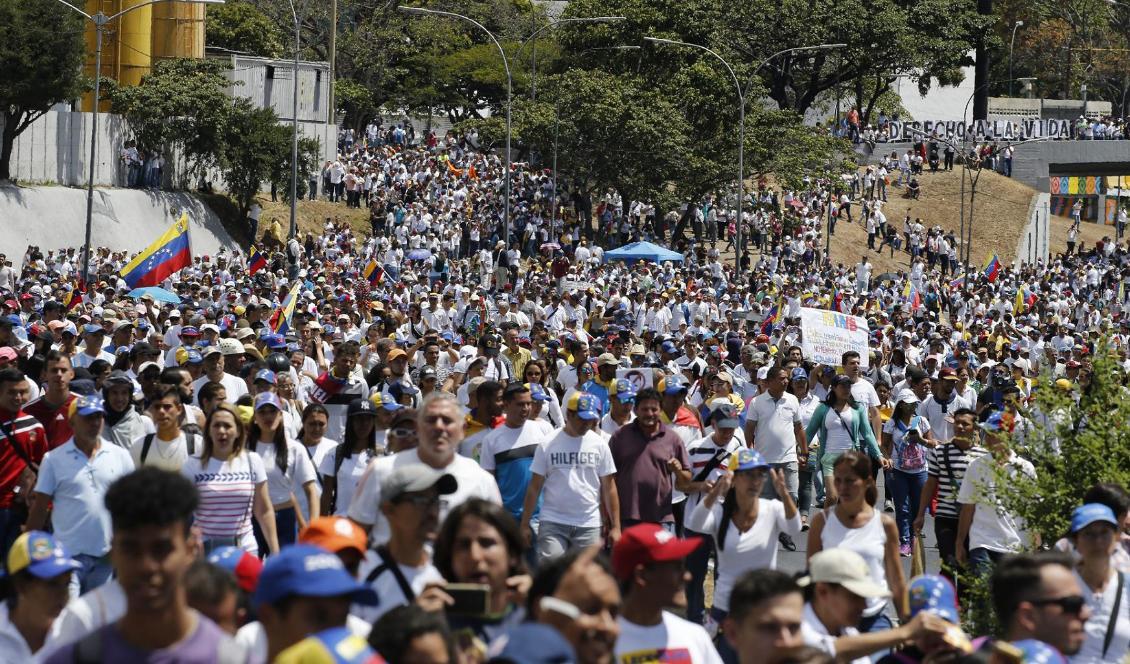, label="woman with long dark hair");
[248,392,317,550]
[319,398,379,516]
[181,404,277,556]
[807,451,906,634]
[687,448,800,661]
[804,375,885,506]
[523,359,563,427]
